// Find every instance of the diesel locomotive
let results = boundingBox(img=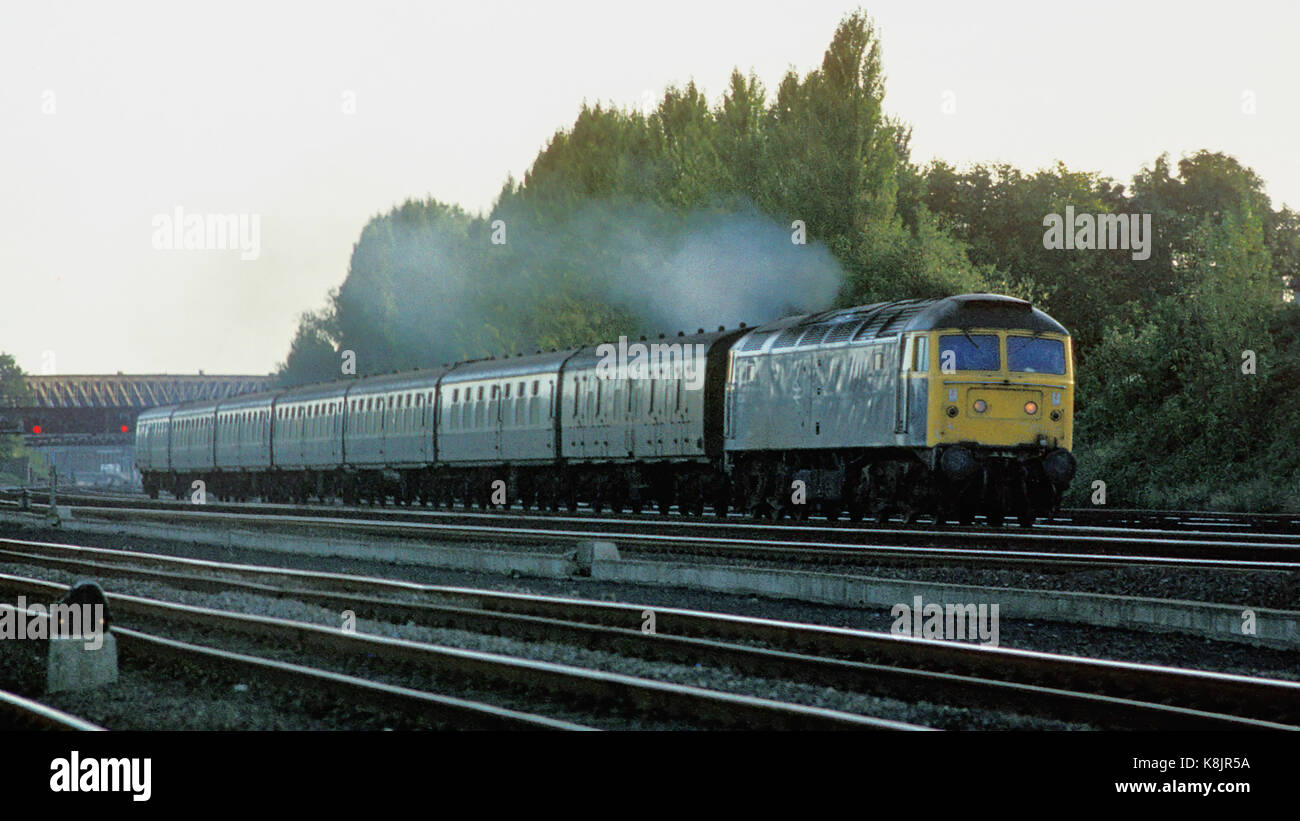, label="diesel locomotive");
[136,293,1076,525]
